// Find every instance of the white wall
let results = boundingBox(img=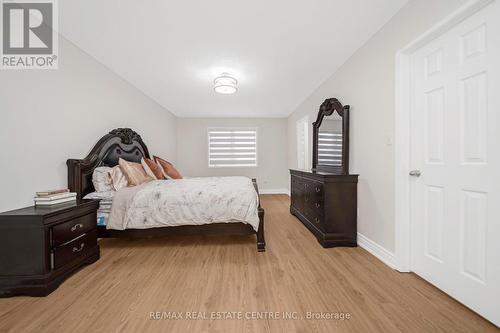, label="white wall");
[287,0,469,253]
[177,118,288,192]
[0,37,177,212]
